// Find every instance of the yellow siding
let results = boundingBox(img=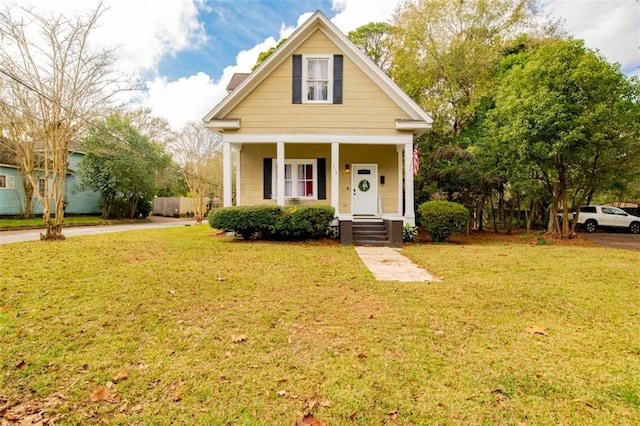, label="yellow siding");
[338,145,399,215]
[240,143,332,206]
[226,29,412,136]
